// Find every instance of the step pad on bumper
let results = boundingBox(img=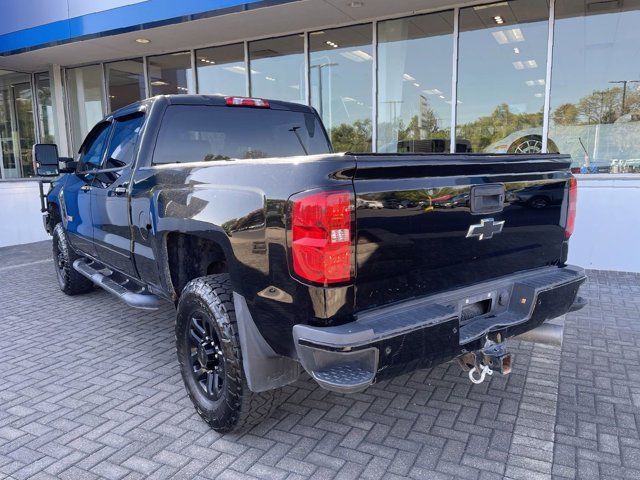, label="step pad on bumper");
[313,365,375,393]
